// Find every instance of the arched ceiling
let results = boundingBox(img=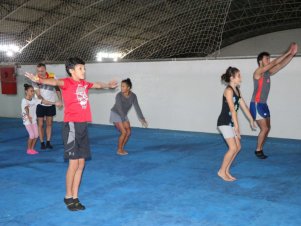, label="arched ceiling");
[0,0,301,63]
